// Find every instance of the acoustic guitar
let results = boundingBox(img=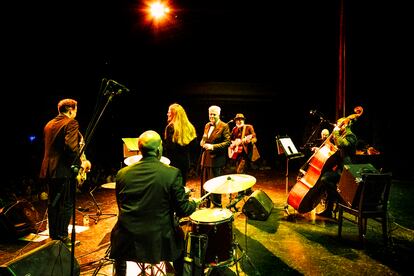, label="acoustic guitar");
[228,135,253,159]
[76,134,91,188]
[76,159,91,188]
